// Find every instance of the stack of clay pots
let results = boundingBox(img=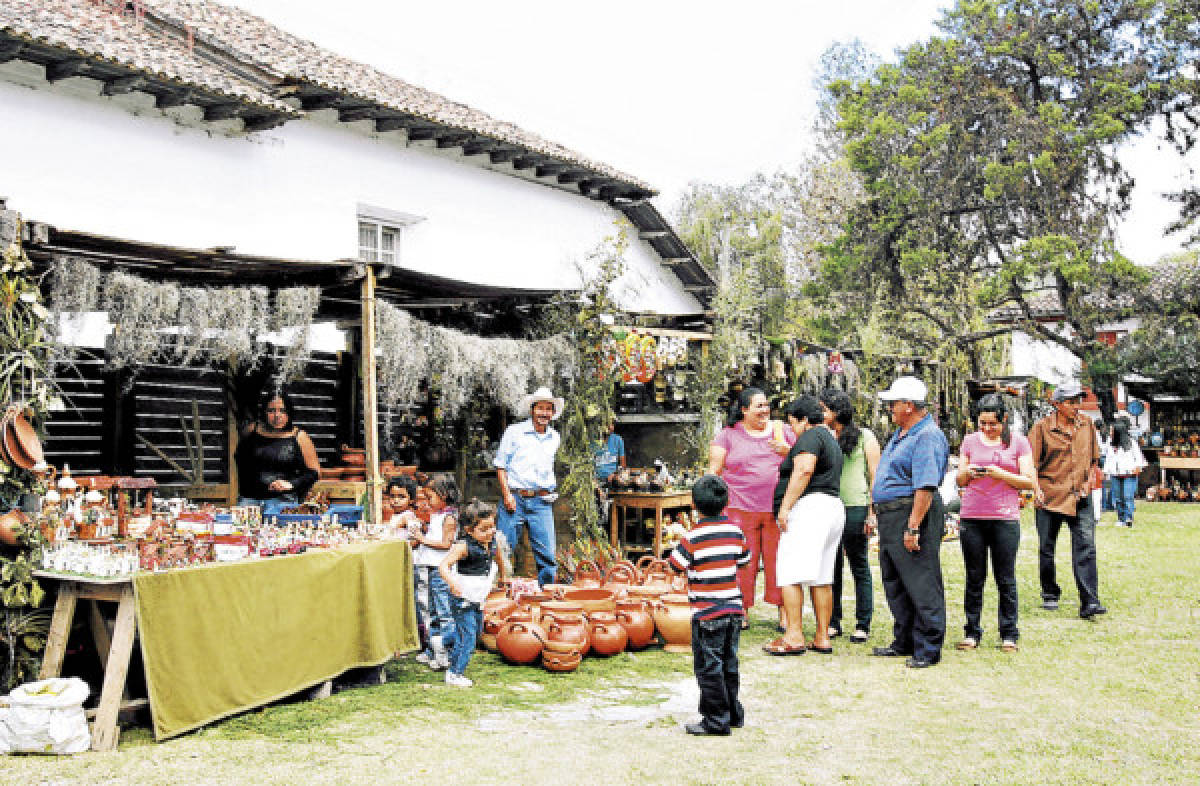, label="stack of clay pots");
[482,556,693,673]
